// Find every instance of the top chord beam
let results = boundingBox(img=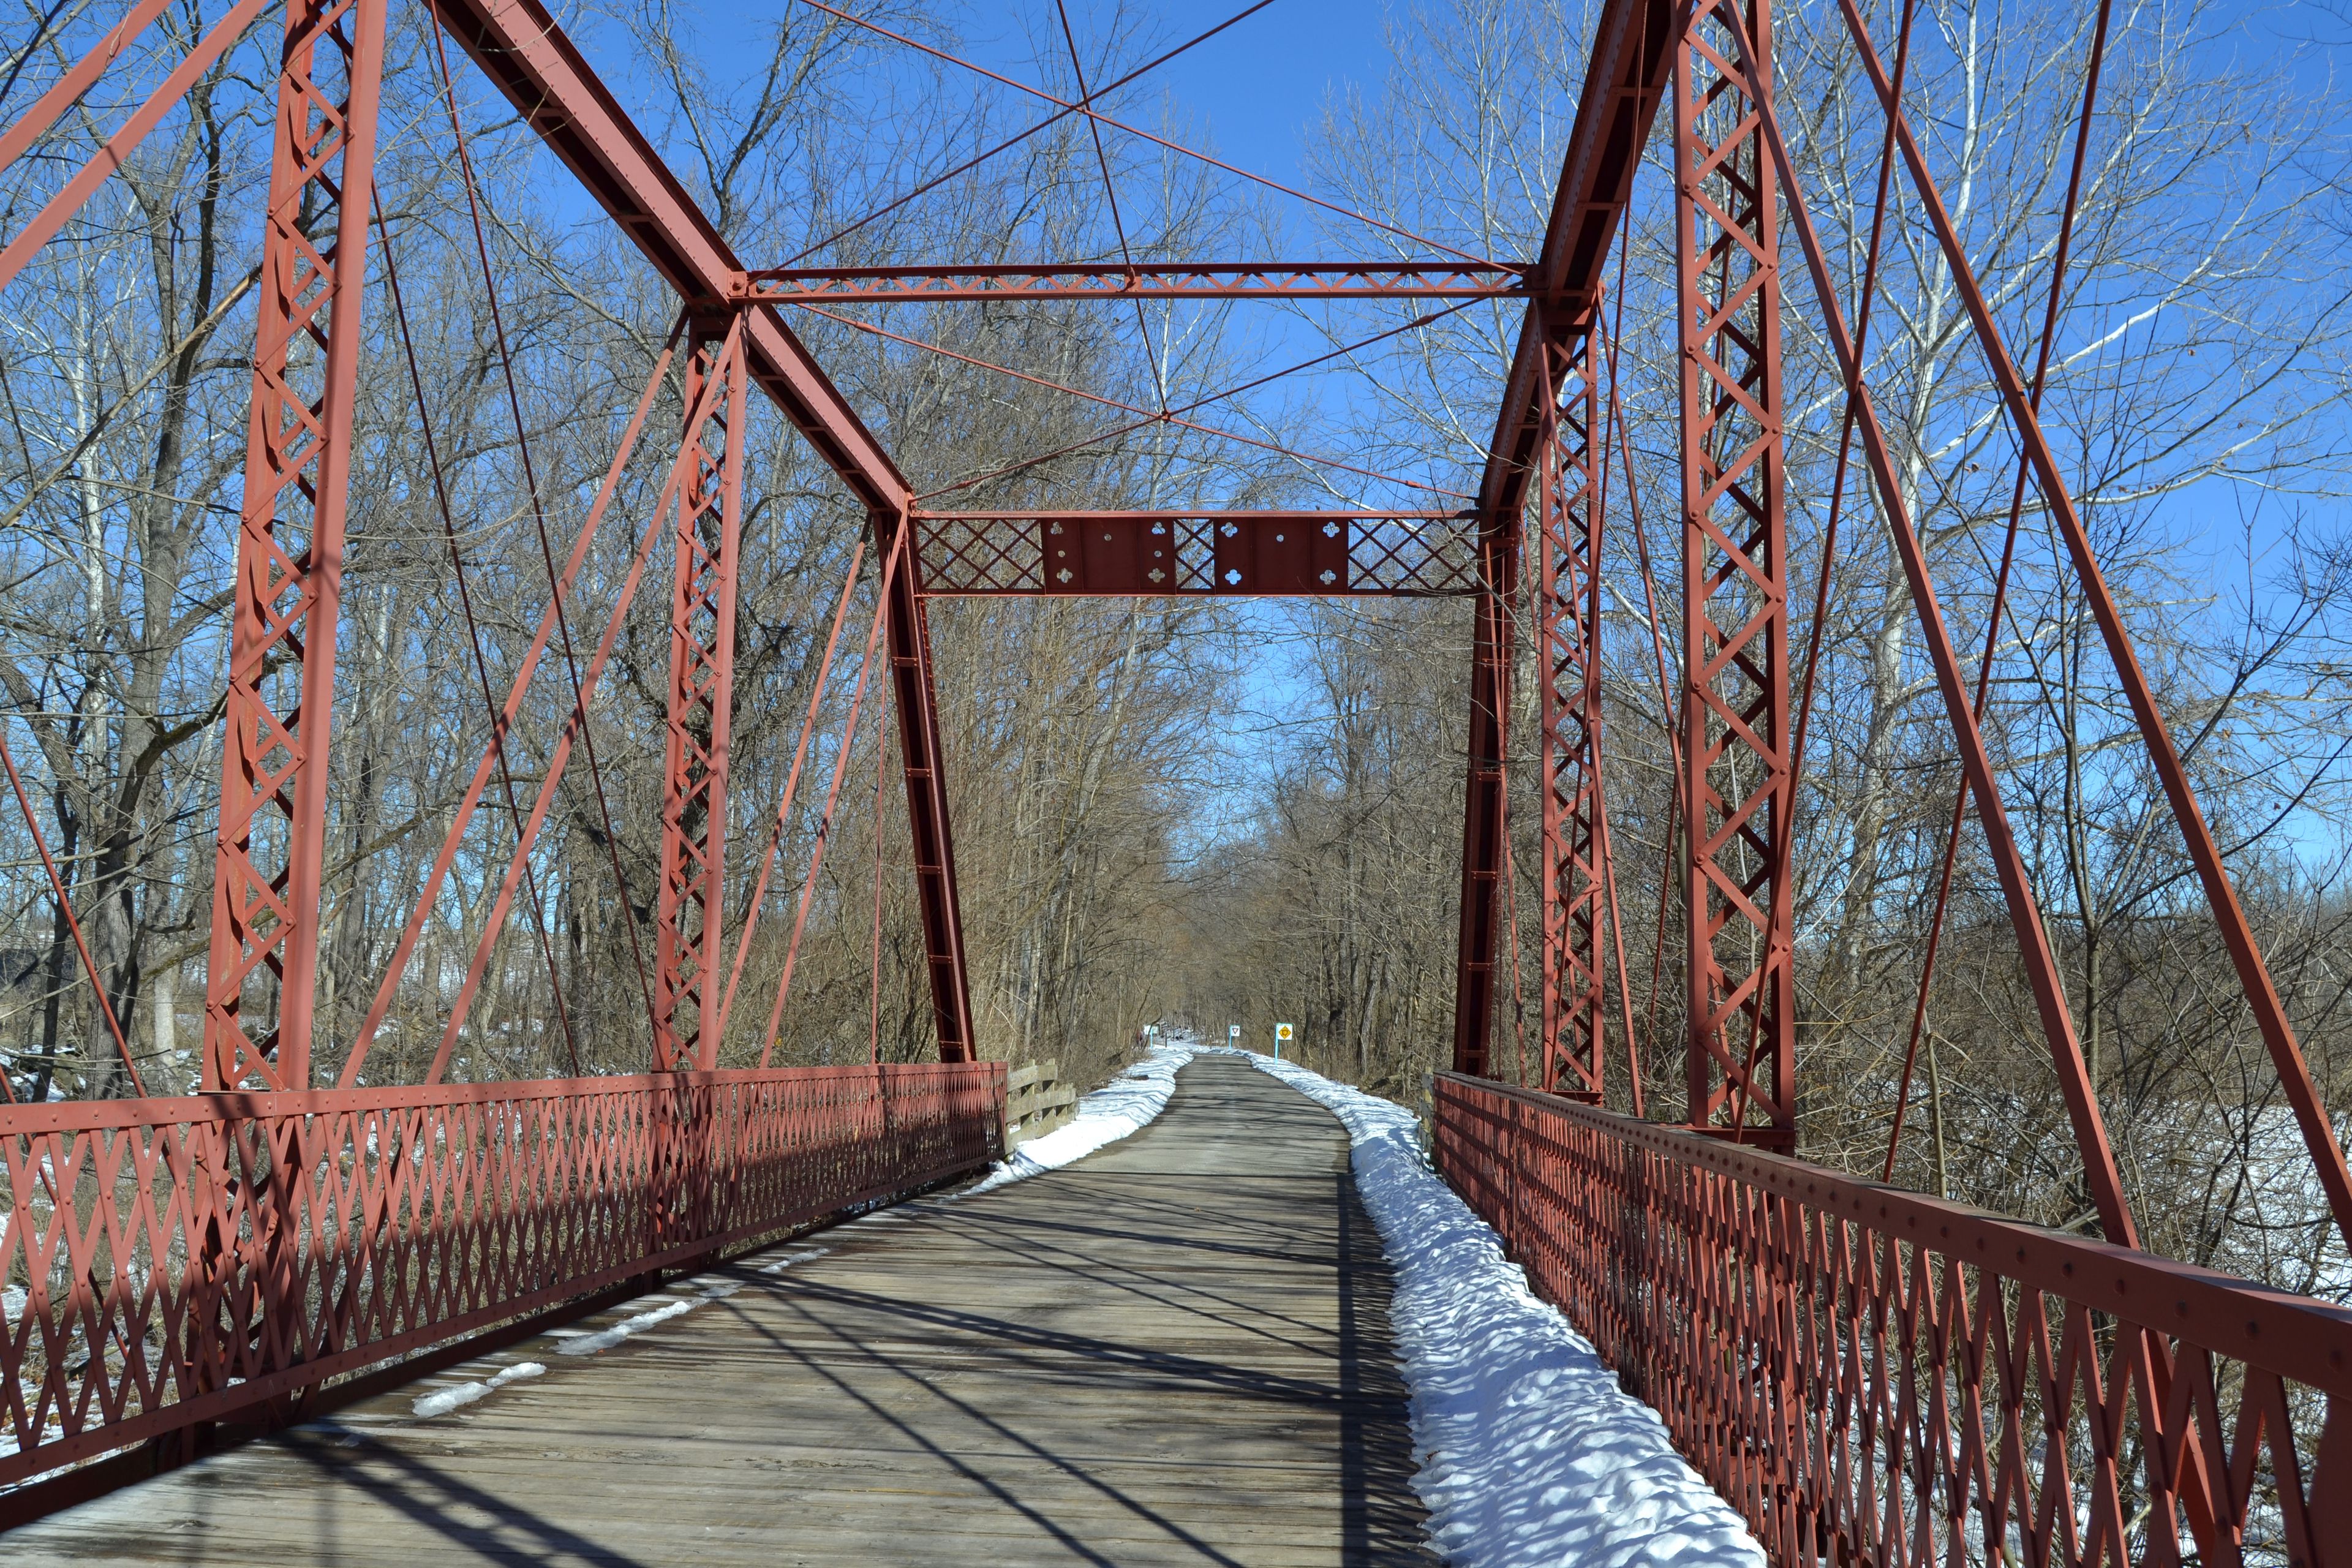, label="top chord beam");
[737,261,1526,304]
